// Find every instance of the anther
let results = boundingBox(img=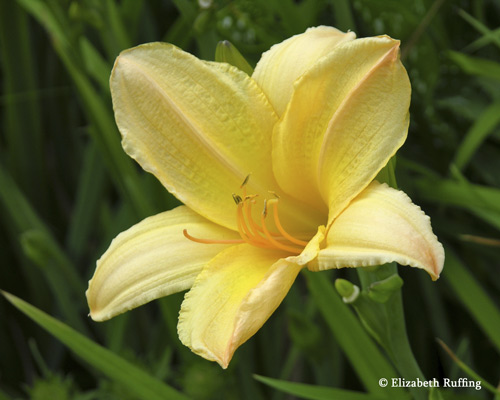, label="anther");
[240,174,251,188]
[232,193,242,205]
